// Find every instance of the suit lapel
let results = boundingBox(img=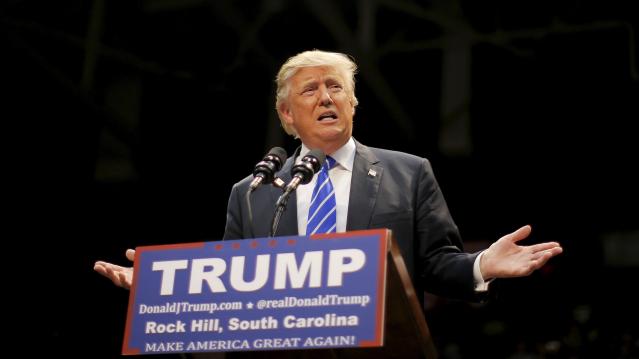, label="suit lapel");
[347,141,382,231]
